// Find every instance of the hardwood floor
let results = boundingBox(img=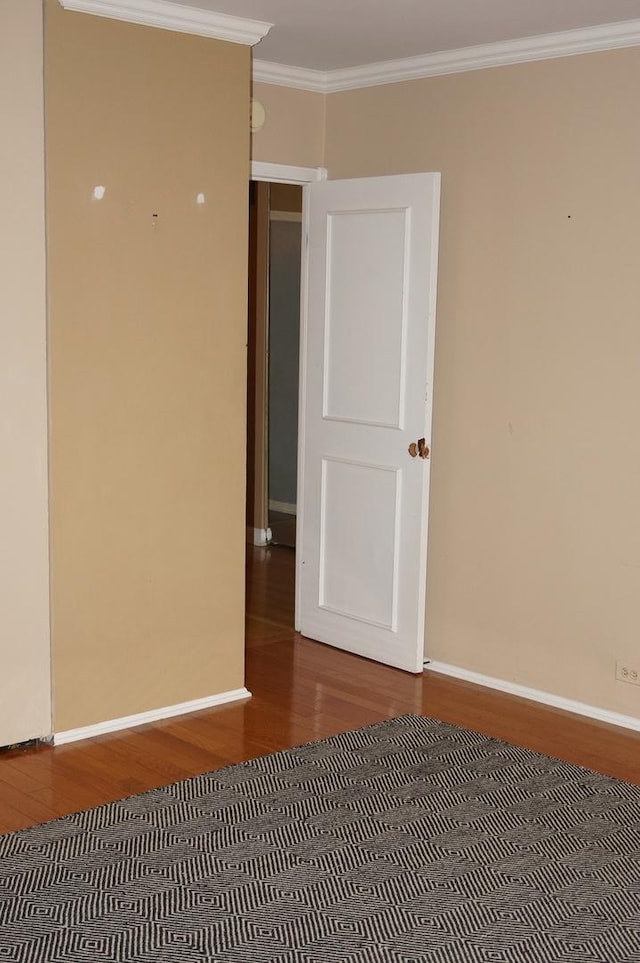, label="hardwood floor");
[268,510,296,548]
[1,544,640,835]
